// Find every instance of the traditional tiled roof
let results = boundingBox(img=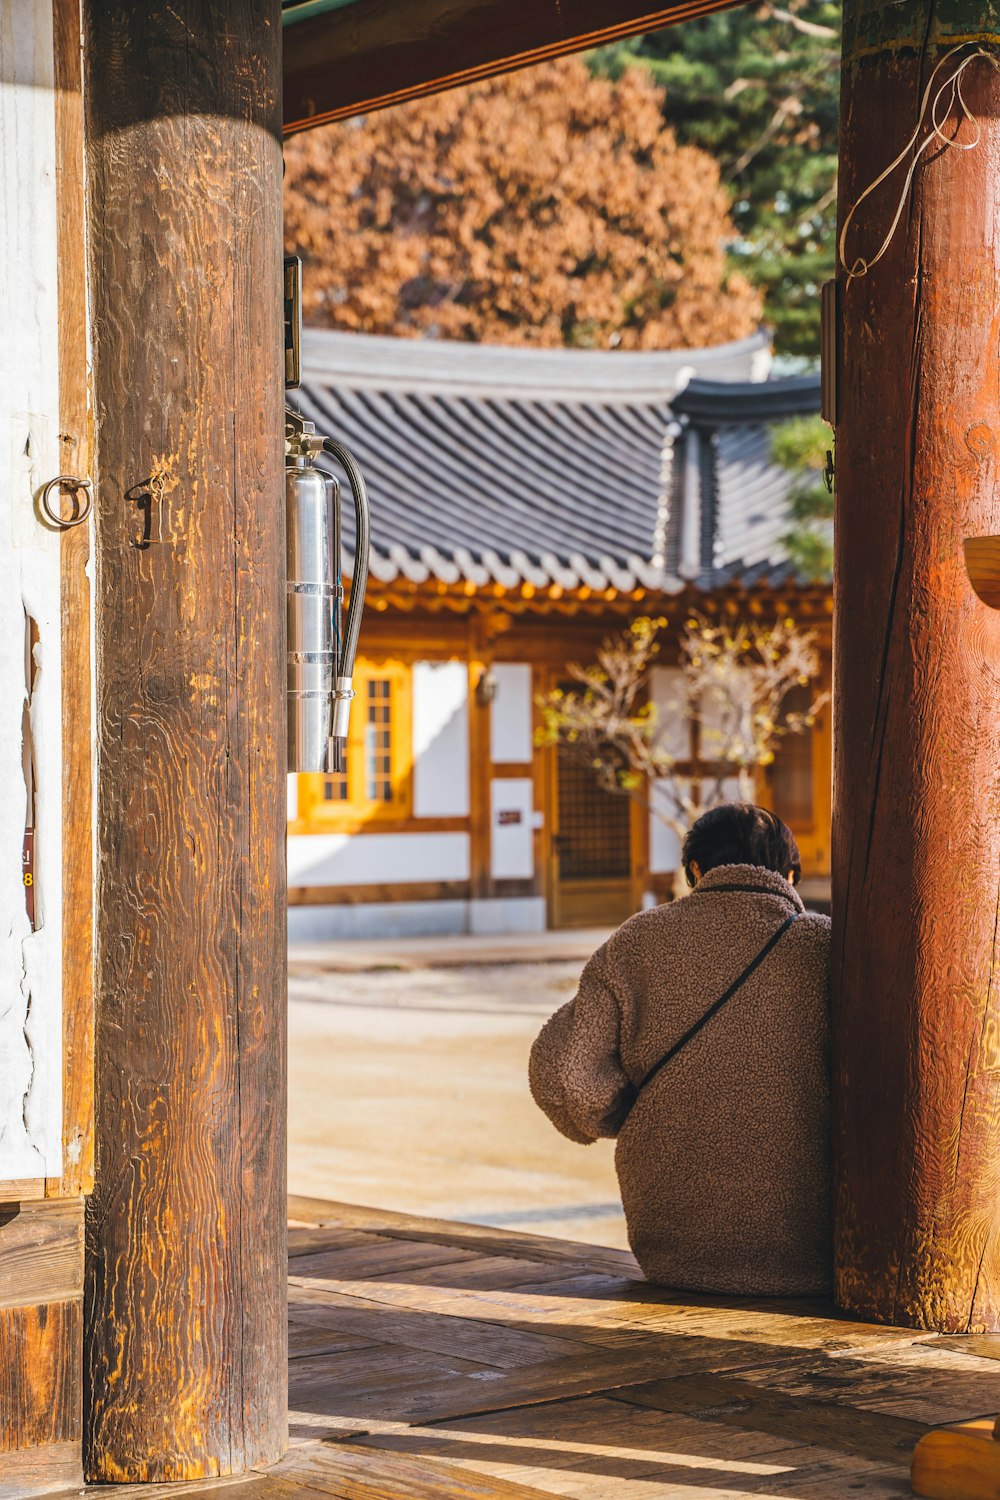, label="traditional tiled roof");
[294,328,821,596]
